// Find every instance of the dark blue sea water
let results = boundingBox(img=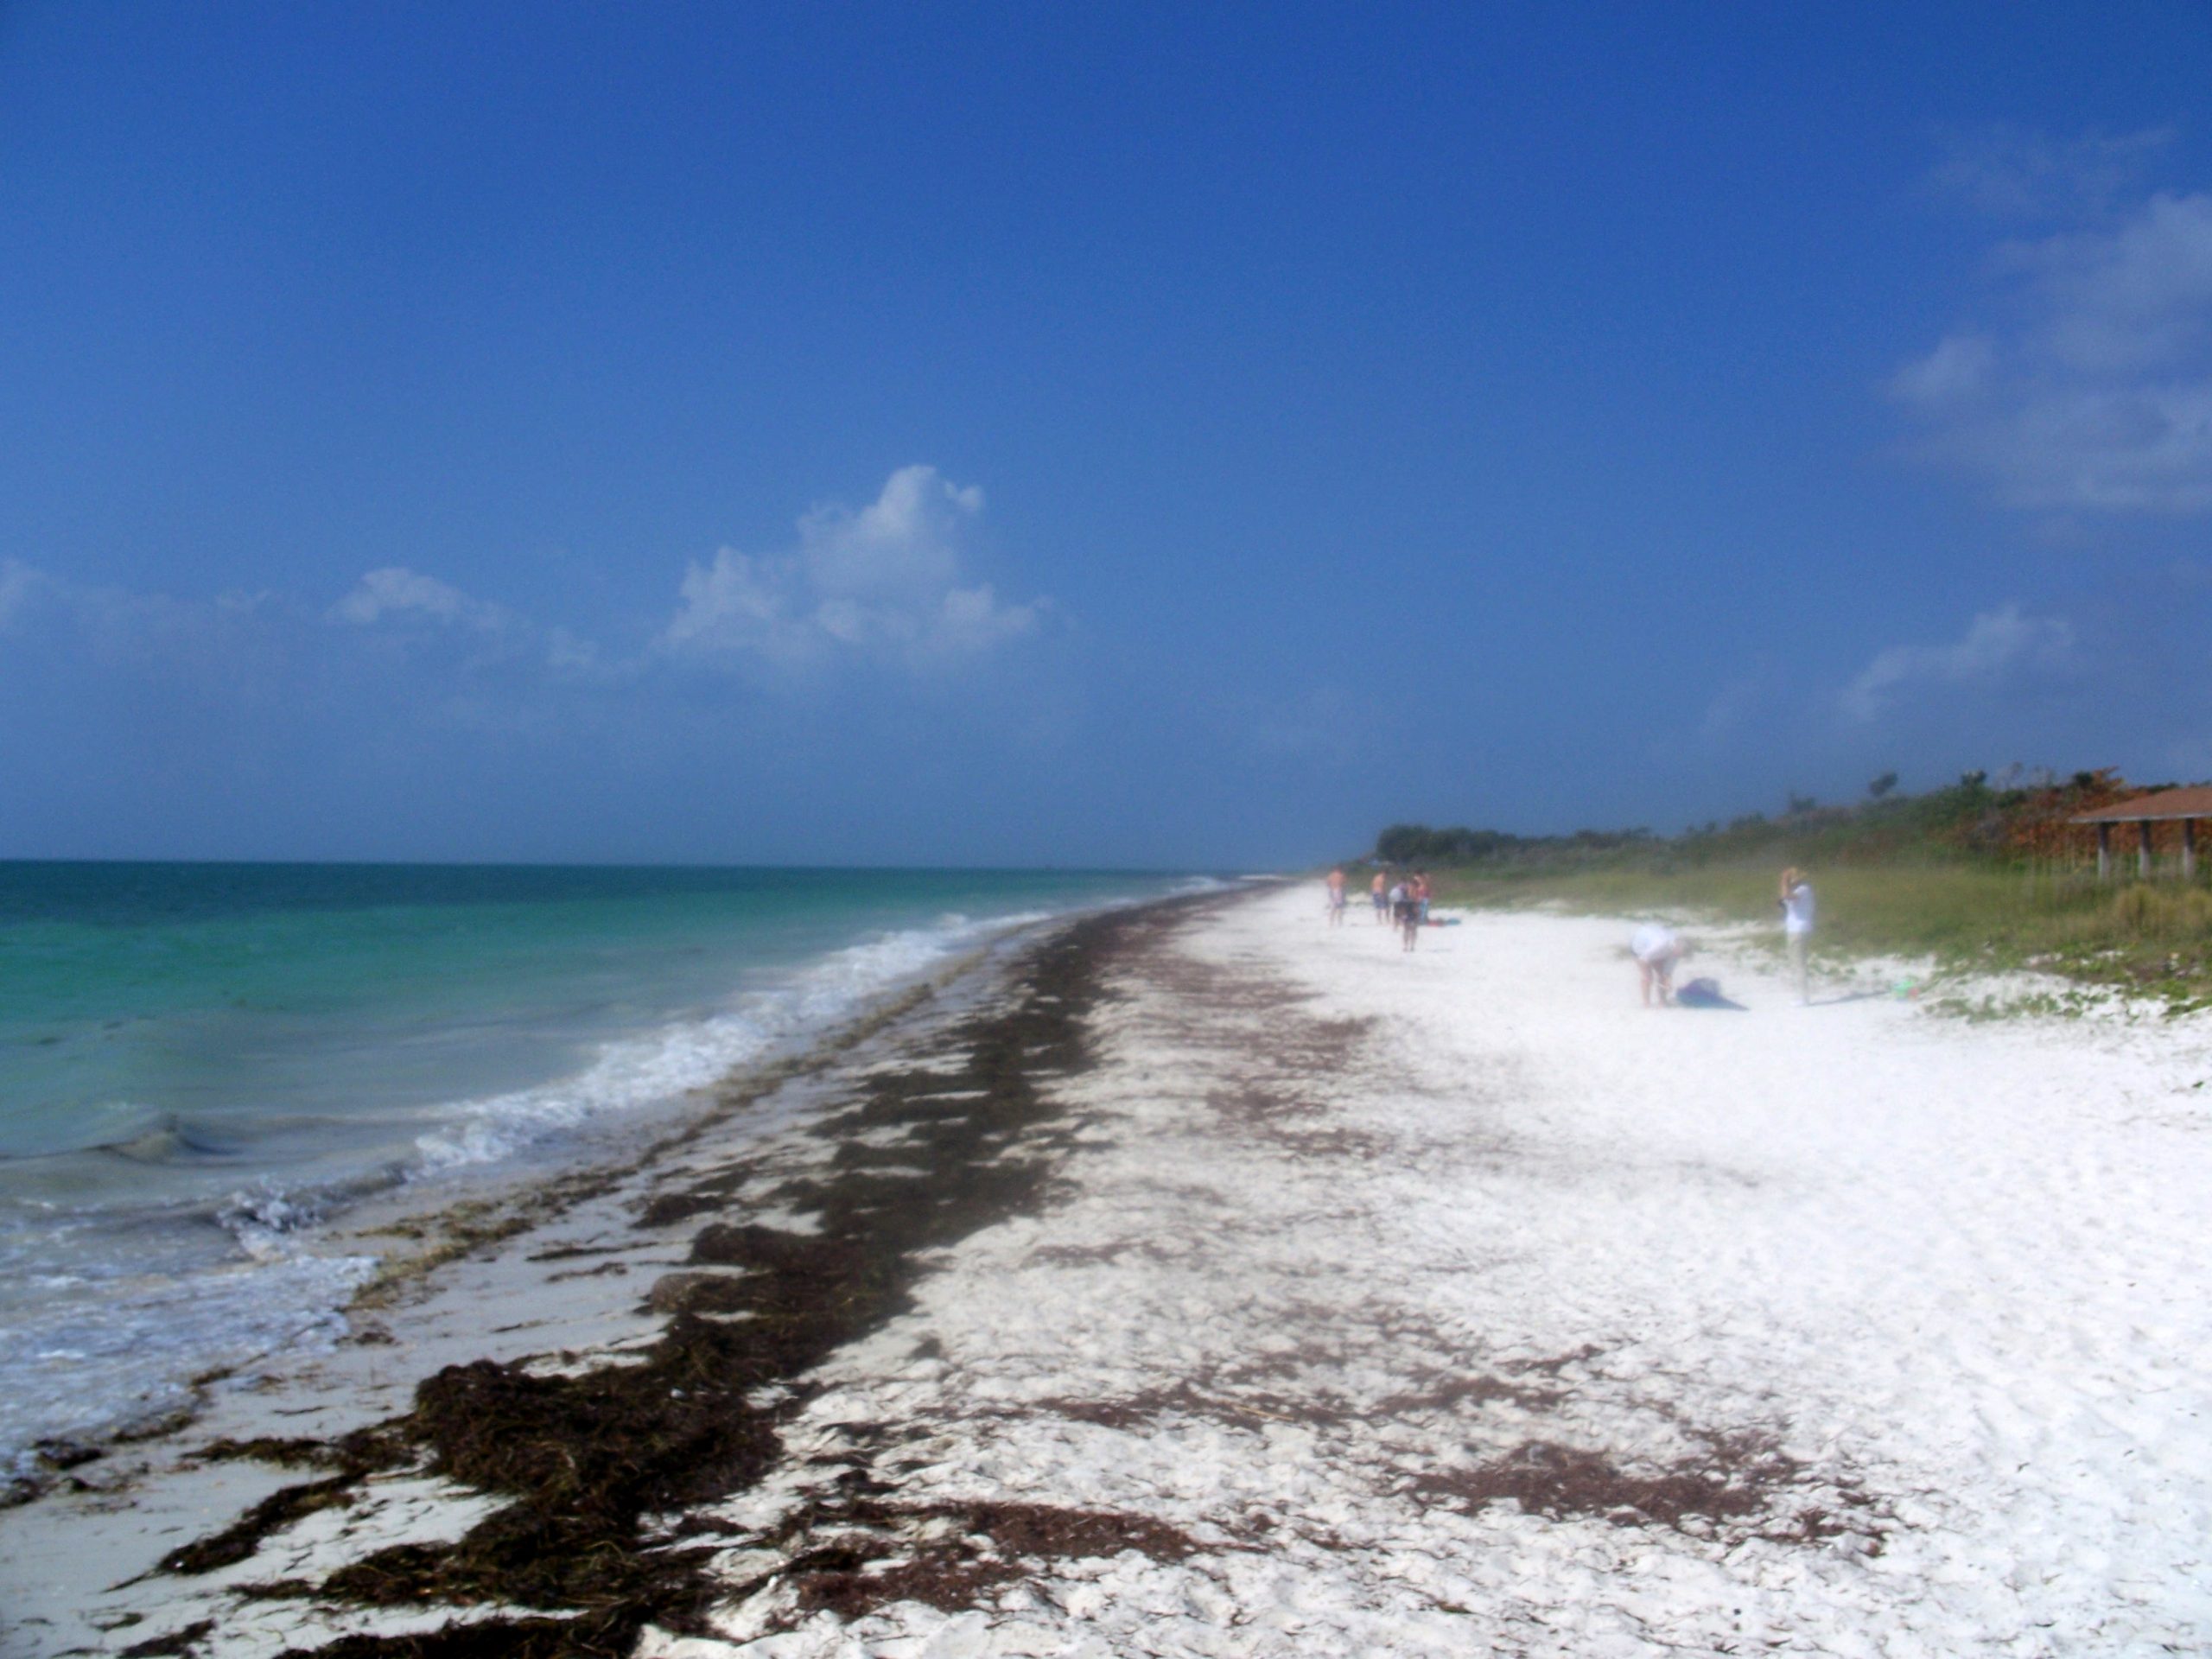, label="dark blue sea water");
[0,862,1204,1483]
